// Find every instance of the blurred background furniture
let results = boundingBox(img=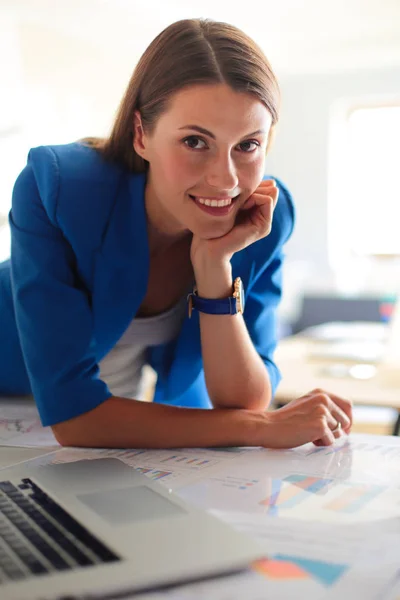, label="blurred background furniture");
[275,293,400,436]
